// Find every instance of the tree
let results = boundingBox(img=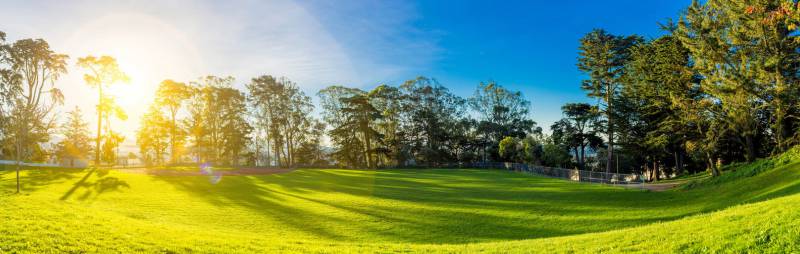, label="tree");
[0,31,10,141]
[137,105,169,166]
[319,86,366,167]
[621,33,706,177]
[498,136,521,162]
[218,86,252,166]
[247,75,316,167]
[368,85,406,167]
[186,76,232,163]
[186,76,251,165]
[676,0,800,161]
[155,79,192,164]
[541,136,572,168]
[577,29,641,174]
[341,94,383,168]
[470,81,537,161]
[76,55,129,166]
[402,77,466,166]
[3,38,67,192]
[294,120,328,166]
[56,107,92,167]
[555,103,603,170]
